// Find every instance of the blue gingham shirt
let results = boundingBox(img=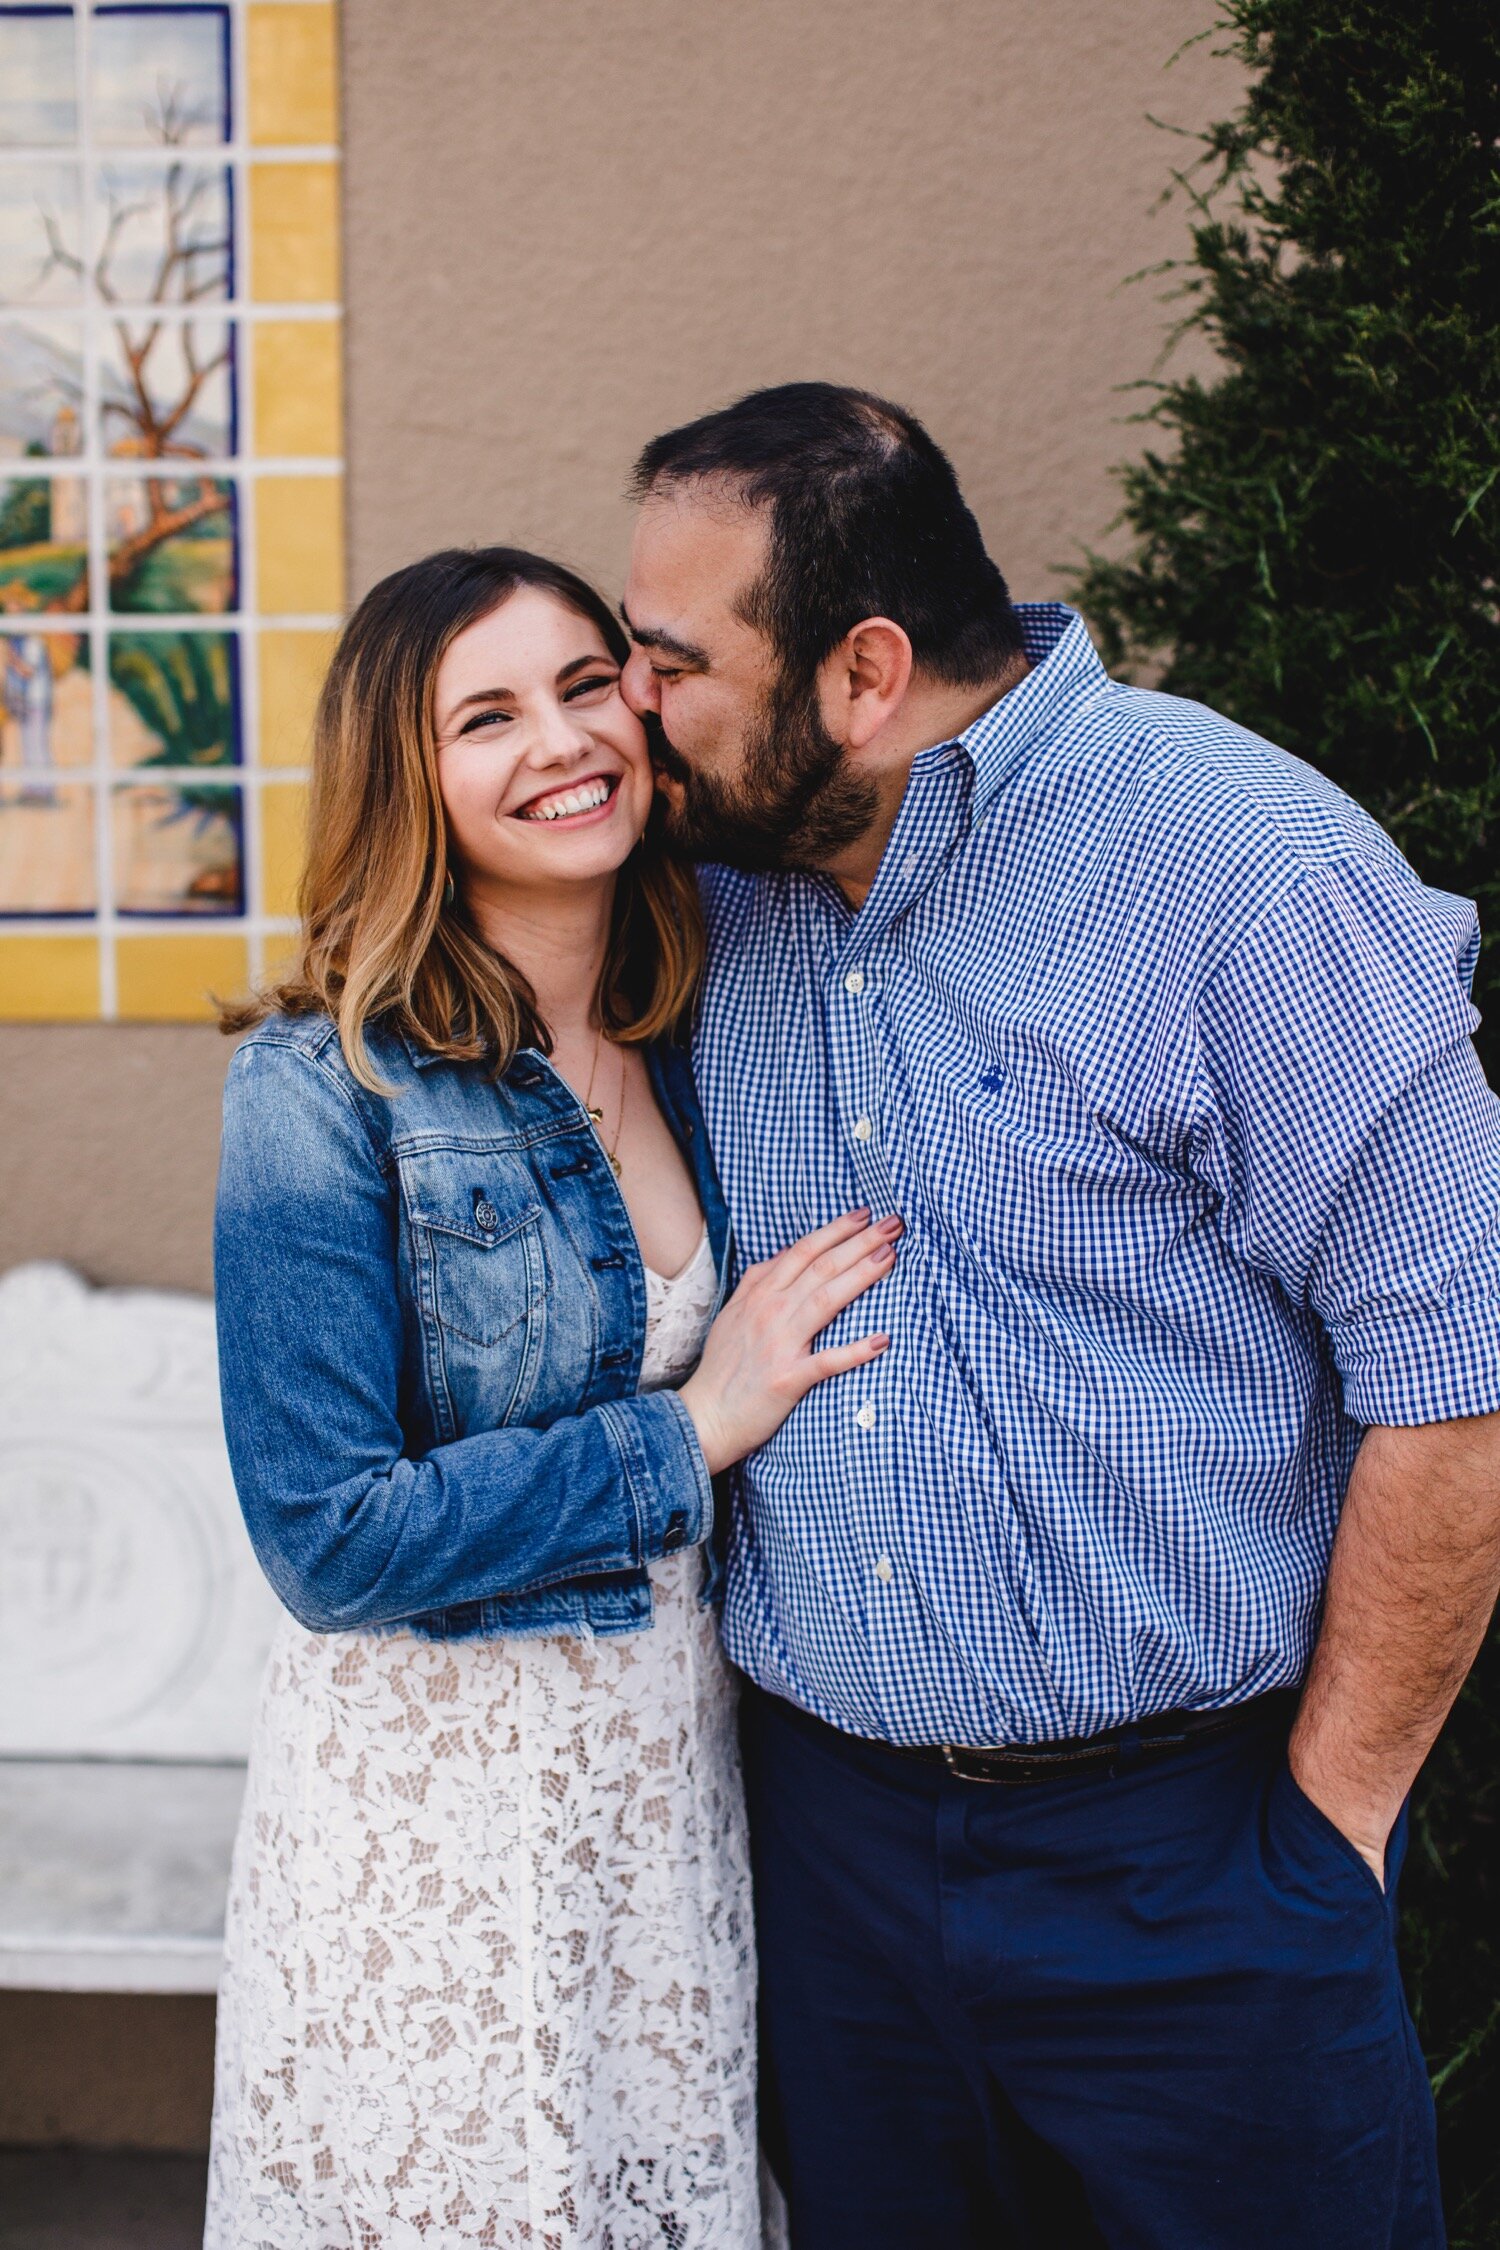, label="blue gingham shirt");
[694,604,1500,1747]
